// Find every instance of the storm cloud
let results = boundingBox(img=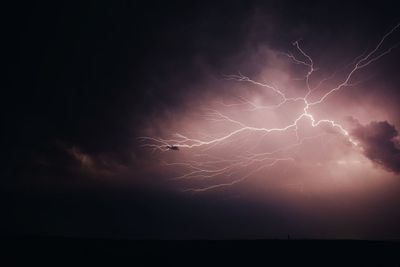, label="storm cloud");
[3,0,400,241]
[352,119,400,173]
